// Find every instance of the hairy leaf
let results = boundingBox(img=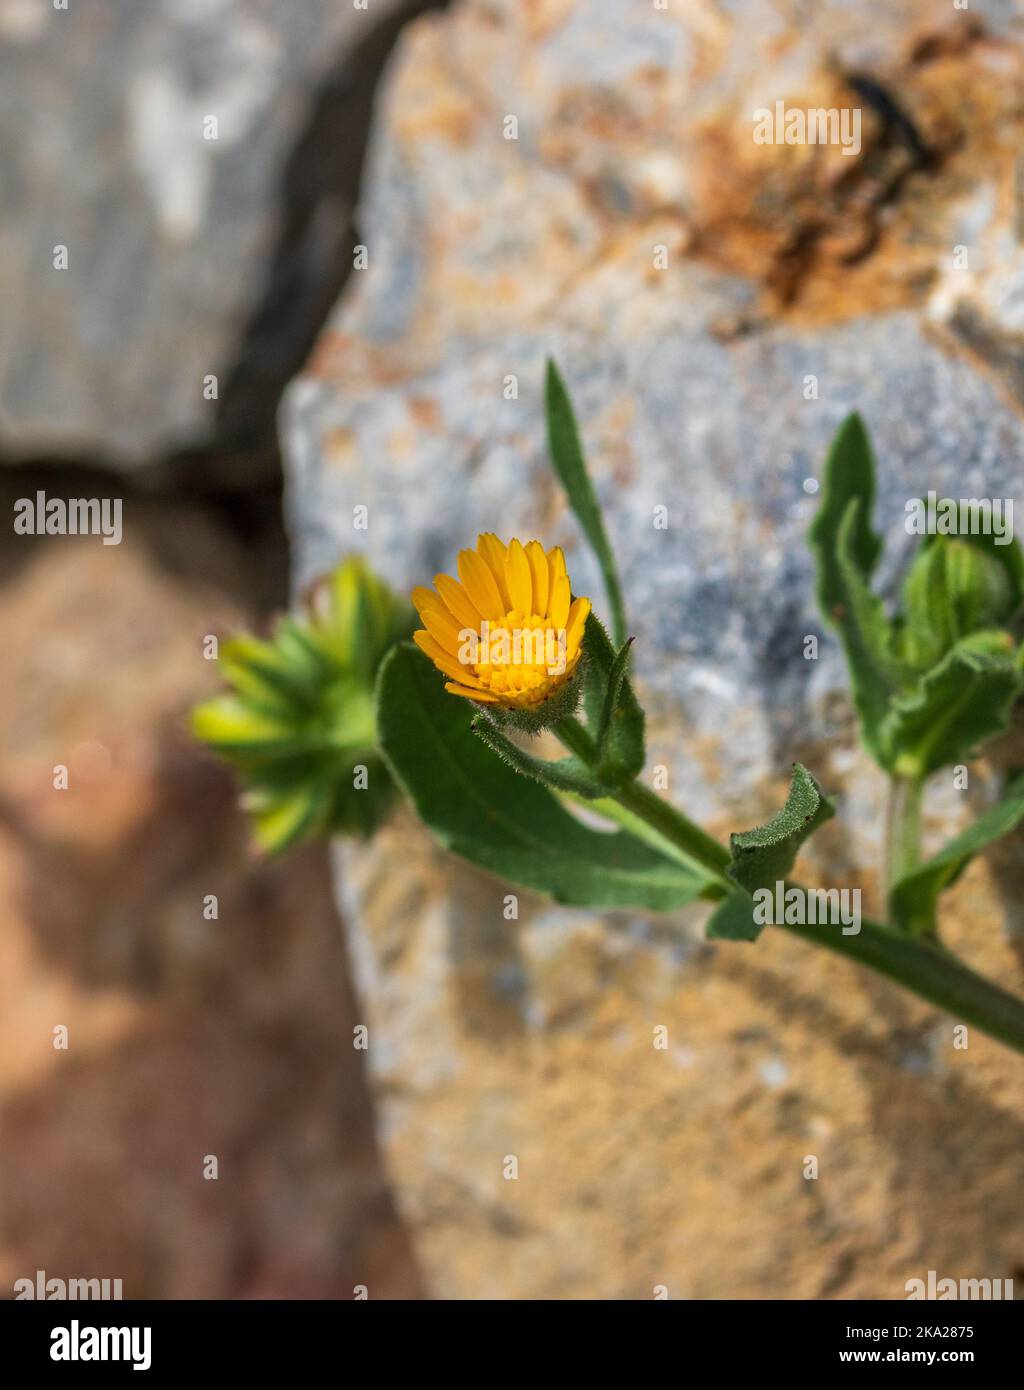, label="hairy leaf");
[377,643,711,910]
[727,763,836,896]
[706,892,766,943]
[580,614,644,785]
[545,359,627,645]
[471,718,605,799]
[808,411,882,610]
[883,632,1023,779]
